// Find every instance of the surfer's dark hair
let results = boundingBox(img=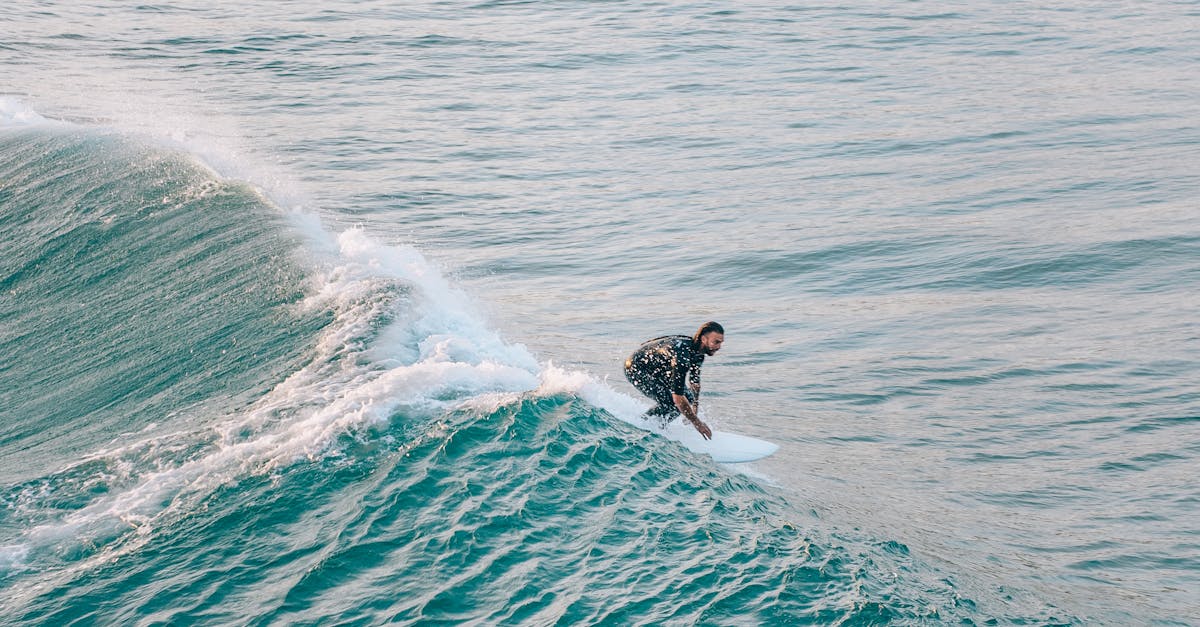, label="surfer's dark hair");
[693,321,724,344]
